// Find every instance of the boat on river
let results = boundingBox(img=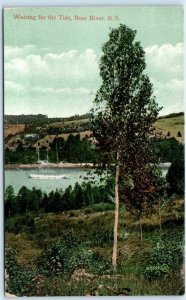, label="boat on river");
[29,173,68,179]
[29,144,69,180]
